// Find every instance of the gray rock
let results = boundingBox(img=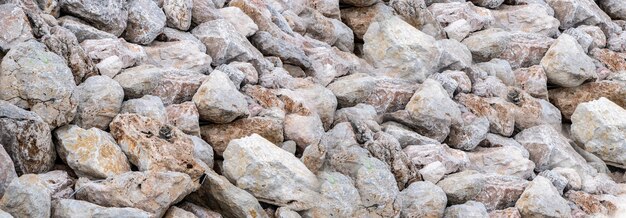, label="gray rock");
[404,144,470,174]
[52,199,151,218]
[123,0,166,44]
[303,172,362,217]
[310,0,340,20]
[0,146,16,198]
[436,39,472,71]
[0,174,51,218]
[74,76,124,130]
[571,97,626,167]
[443,201,488,218]
[41,25,98,84]
[537,170,568,194]
[0,101,55,175]
[0,40,77,129]
[38,170,75,200]
[75,171,197,218]
[164,206,197,218]
[59,0,128,36]
[599,0,626,20]
[398,181,447,218]
[177,202,223,218]
[513,65,548,100]
[144,41,213,74]
[473,174,529,211]
[53,125,131,179]
[284,114,324,149]
[219,7,258,37]
[446,114,489,151]
[389,0,446,39]
[58,16,116,42]
[163,0,192,31]
[0,4,34,52]
[547,0,616,34]
[474,59,515,86]
[192,20,265,67]
[437,170,485,205]
[121,95,168,124]
[192,70,249,123]
[429,2,494,32]
[354,157,401,217]
[250,31,310,69]
[340,0,378,7]
[419,161,446,184]
[157,28,207,53]
[190,136,214,169]
[468,146,535,179]
[166,102,201,136]
[540,34,596,87]
[0,210,10,218]
[515,176,571,217]
[191,0,222,25]
[444,19,472,41]
[215,64,246,88]
[81,38,147,69]
[492,4,560,37]
[382,122,439,148]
